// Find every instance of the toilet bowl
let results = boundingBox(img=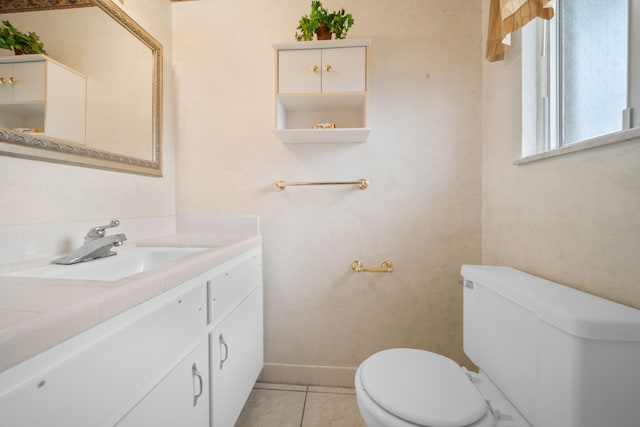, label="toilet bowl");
[355,348,527,427]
